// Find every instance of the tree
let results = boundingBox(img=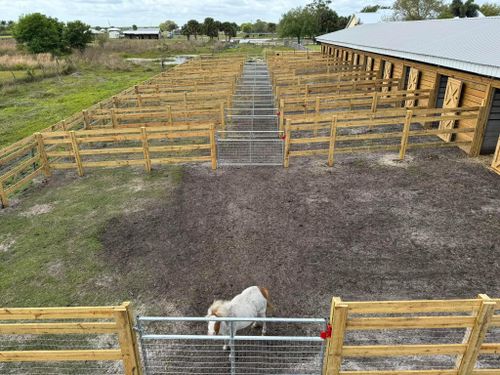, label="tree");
[253,19,267,33]
[64,20,92,51]
[13,13,65,54]
[267,22,277,33]
[221,21,237,41]
[393,0,443,20]
[480,2,500,16]
[240,22,253,34]
[159,20,178,32]
[361,5,381,12]
[202,17,219,39]
[181,19,201,40]
[306,0,348,34]
[450,0,479,17]
[278,7,316,44]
